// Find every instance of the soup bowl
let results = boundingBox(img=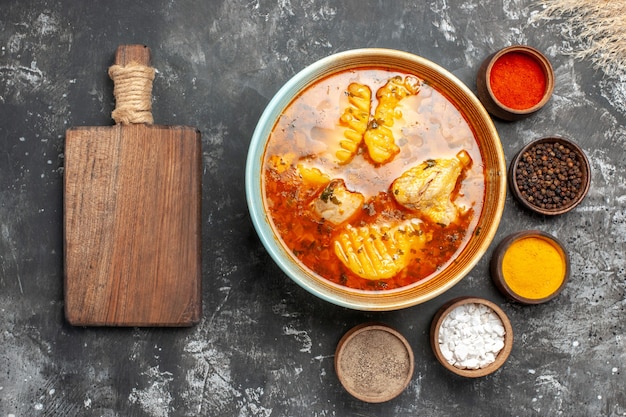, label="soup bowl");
[245,49,506,310]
